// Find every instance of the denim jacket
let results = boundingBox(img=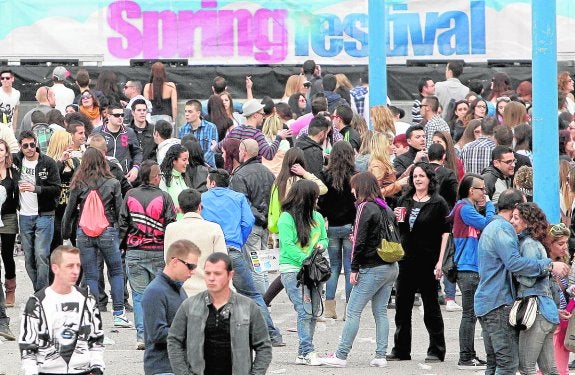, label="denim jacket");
[167,290,272,375]
[516,232,559,324]
[475,215,552,317]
